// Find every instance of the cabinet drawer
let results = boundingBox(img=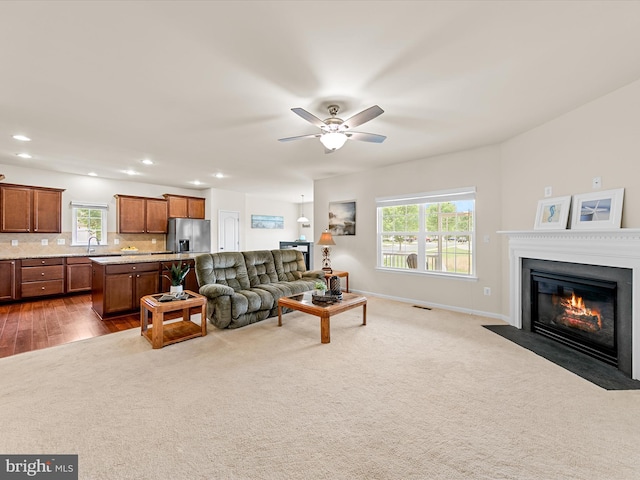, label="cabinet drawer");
[22,265,64,282]
[21,258,64,267]
[67,257,92,265]
[105,262,159,275]
[21,279,65,297]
